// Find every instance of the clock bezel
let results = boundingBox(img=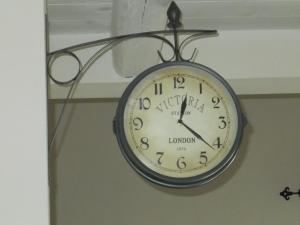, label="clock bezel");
[114,61,244,188]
